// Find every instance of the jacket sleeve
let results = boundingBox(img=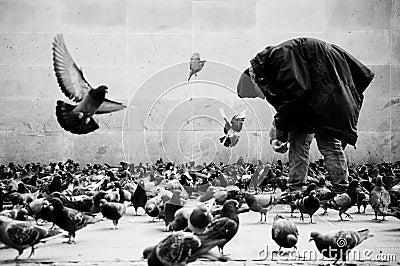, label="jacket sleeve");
[266,47,311,134]
[269,120,288,143]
